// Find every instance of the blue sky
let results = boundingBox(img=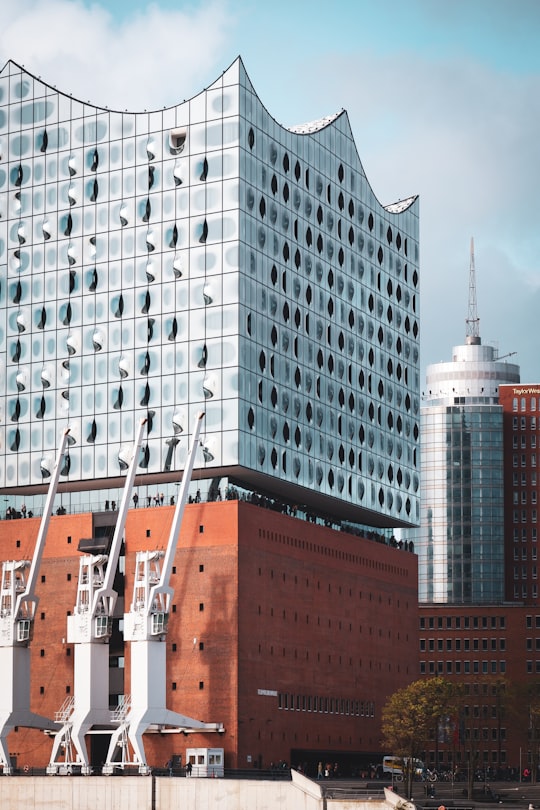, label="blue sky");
[1,0,539,383]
